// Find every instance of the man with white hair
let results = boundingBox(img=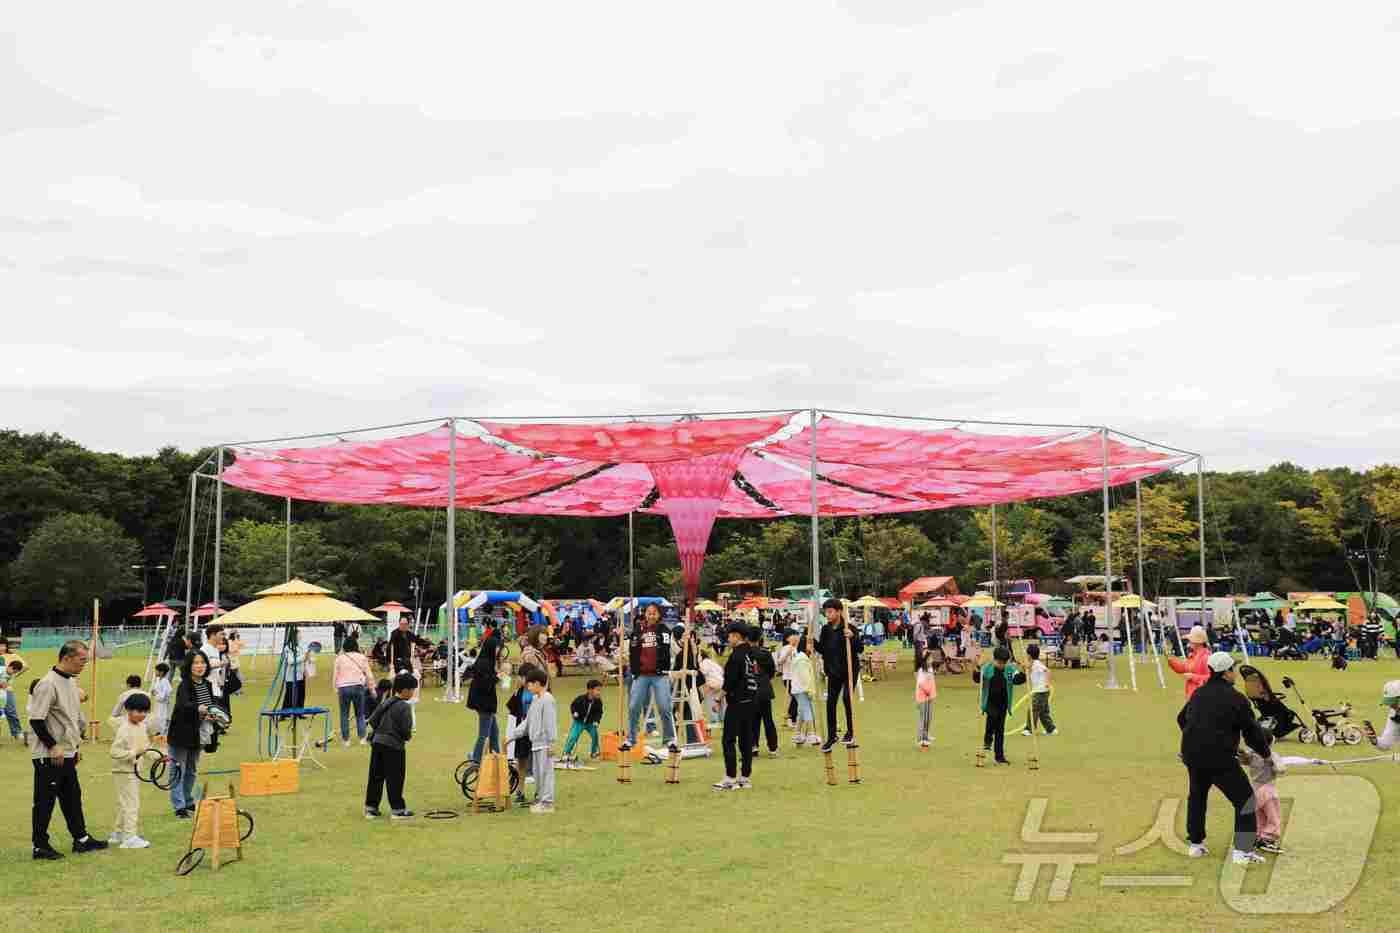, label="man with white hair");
[1176,650,1273,866]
